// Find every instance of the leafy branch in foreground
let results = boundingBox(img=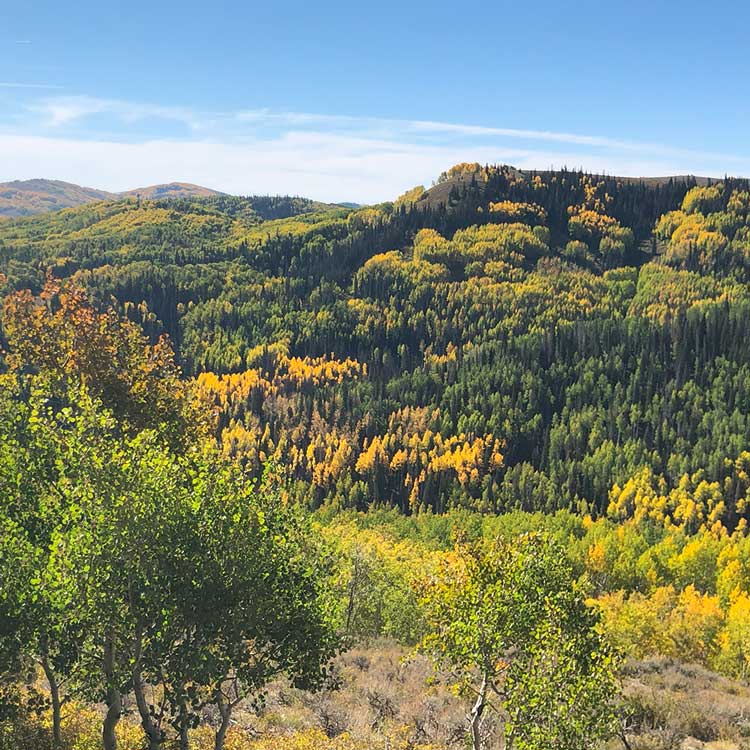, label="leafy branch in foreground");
[46,421,339,750]
[0,284,339,750]
[418,533,619,750]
